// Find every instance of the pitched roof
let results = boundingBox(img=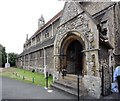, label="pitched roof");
[28,10,62,41]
